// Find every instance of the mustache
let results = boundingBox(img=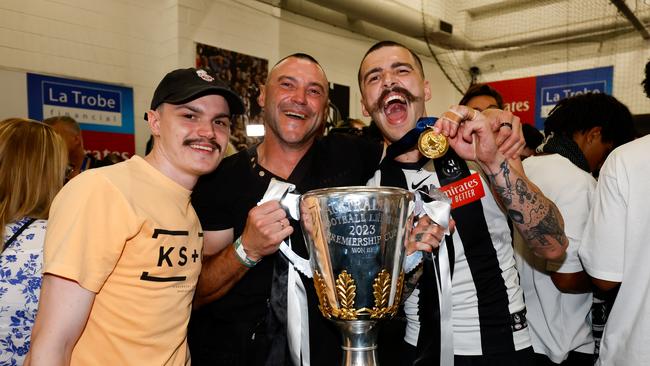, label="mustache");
[183,138,221,153]
[368,86,421,115]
